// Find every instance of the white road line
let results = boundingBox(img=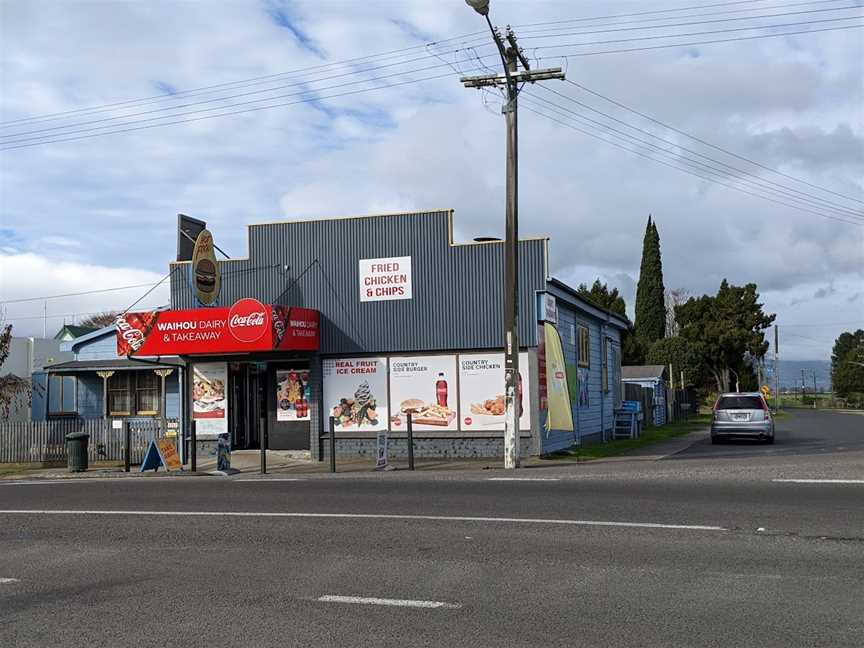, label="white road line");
[317,595,460,609]
[487,477,561,482]
[0,510,725,532]
[0,578,19,584]
[234,479,306,482]
[772,479,864,484]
